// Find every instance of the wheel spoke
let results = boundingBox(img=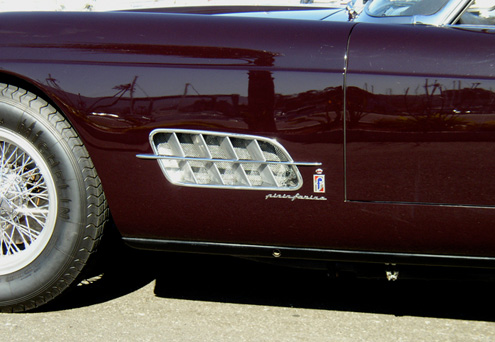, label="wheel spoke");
[2,142,19,164]
[0,129,57,274]
[1,228,22,255]
[18,217,41,242]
